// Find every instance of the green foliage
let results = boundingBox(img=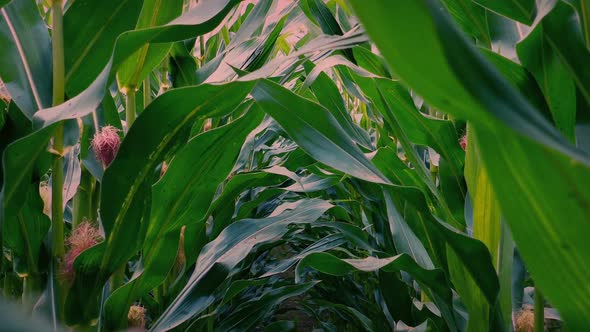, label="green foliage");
[0,0,587,331]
